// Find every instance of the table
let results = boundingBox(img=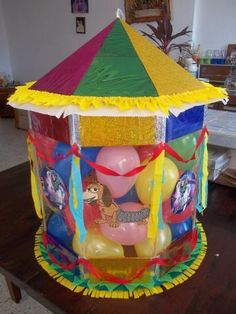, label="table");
[0,87,15,118]
[0,163,235,314]
[207,109,236,149]
[198,64,236,111]
[207,109,236,187]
